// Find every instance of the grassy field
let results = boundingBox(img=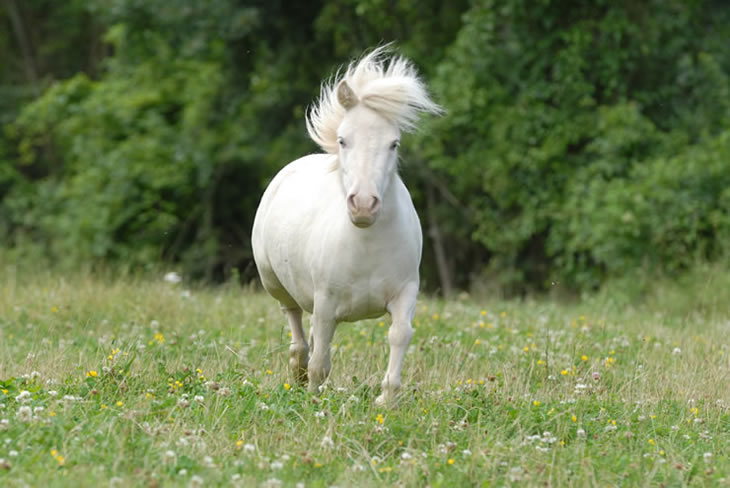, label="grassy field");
[1,266,729,487]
